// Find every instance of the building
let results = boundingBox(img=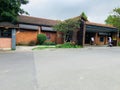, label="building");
[0,15,63,50]
[84,21,118,46]
[74,20,118,46]
[0,15,119,50]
